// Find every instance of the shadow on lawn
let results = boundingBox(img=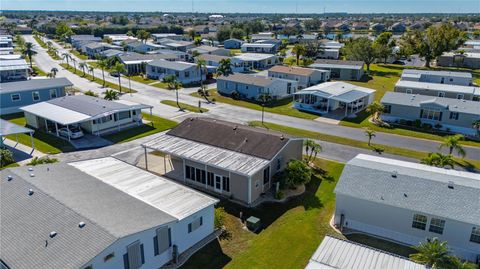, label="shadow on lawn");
[180,240,232,269]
